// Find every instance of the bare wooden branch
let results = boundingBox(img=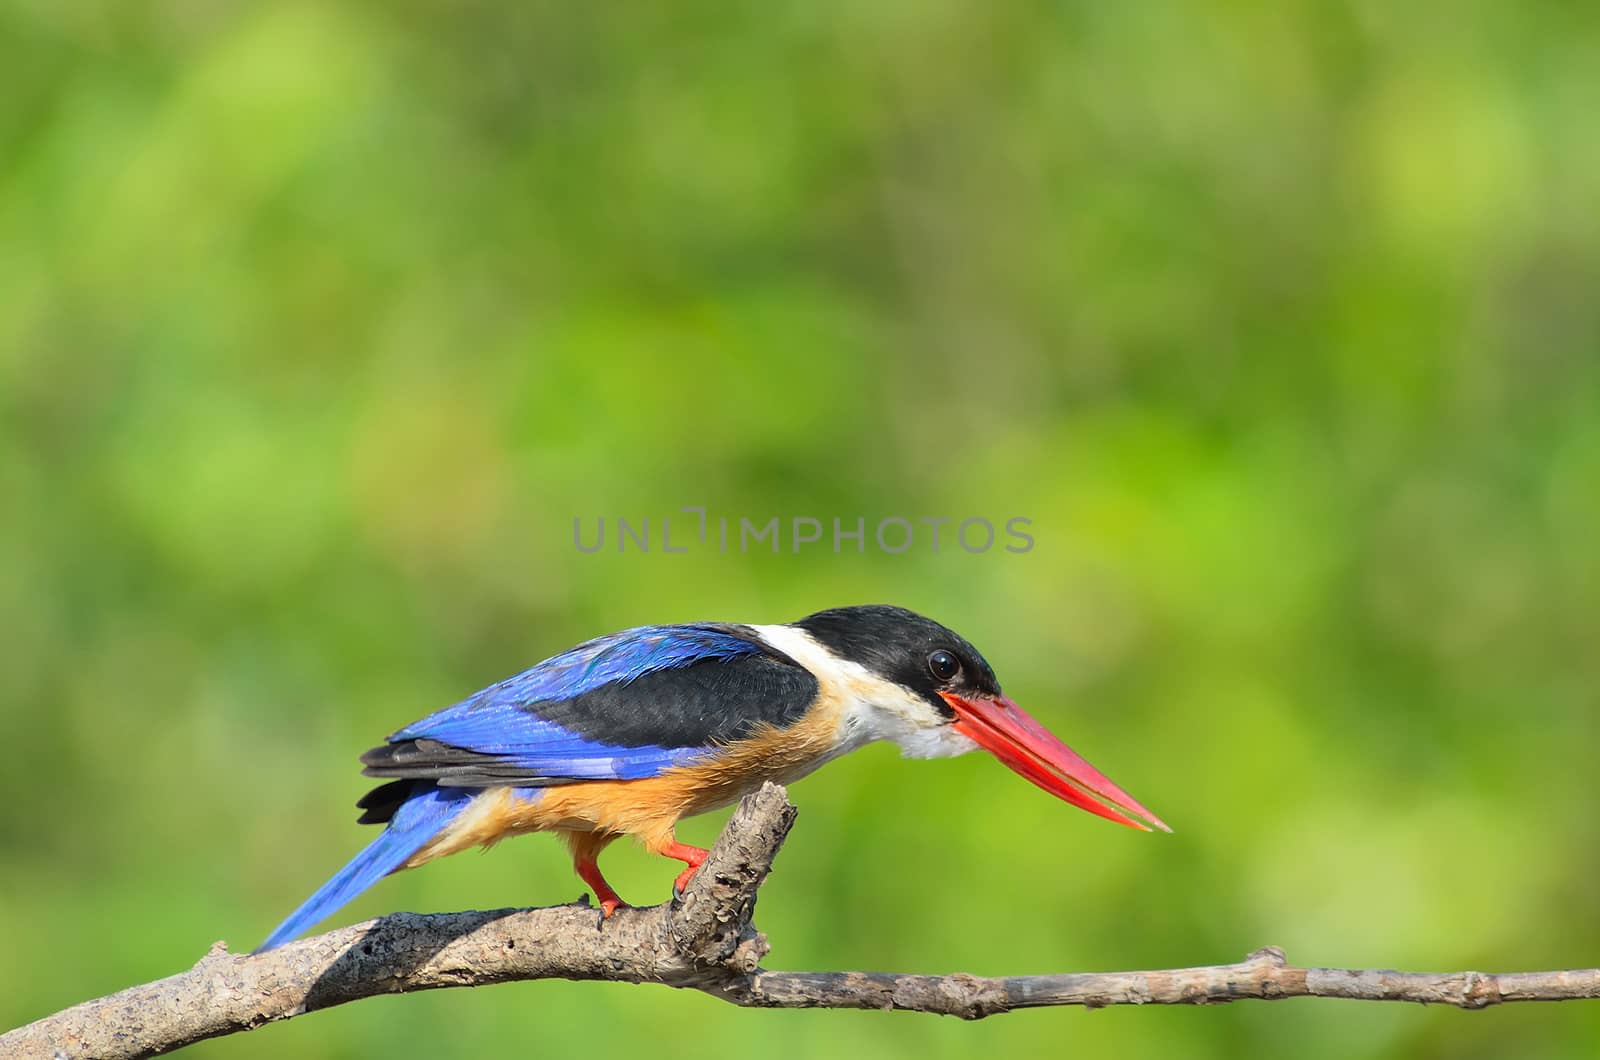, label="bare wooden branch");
[5,782,1598,1060]
[724,951,1600,1016]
